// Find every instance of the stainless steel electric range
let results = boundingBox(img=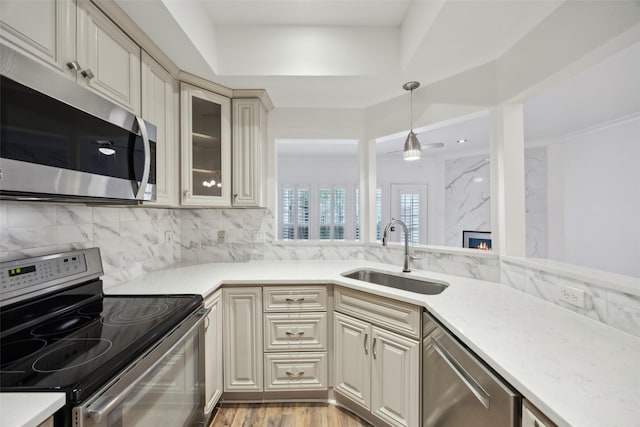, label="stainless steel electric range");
[0,248,207,427]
